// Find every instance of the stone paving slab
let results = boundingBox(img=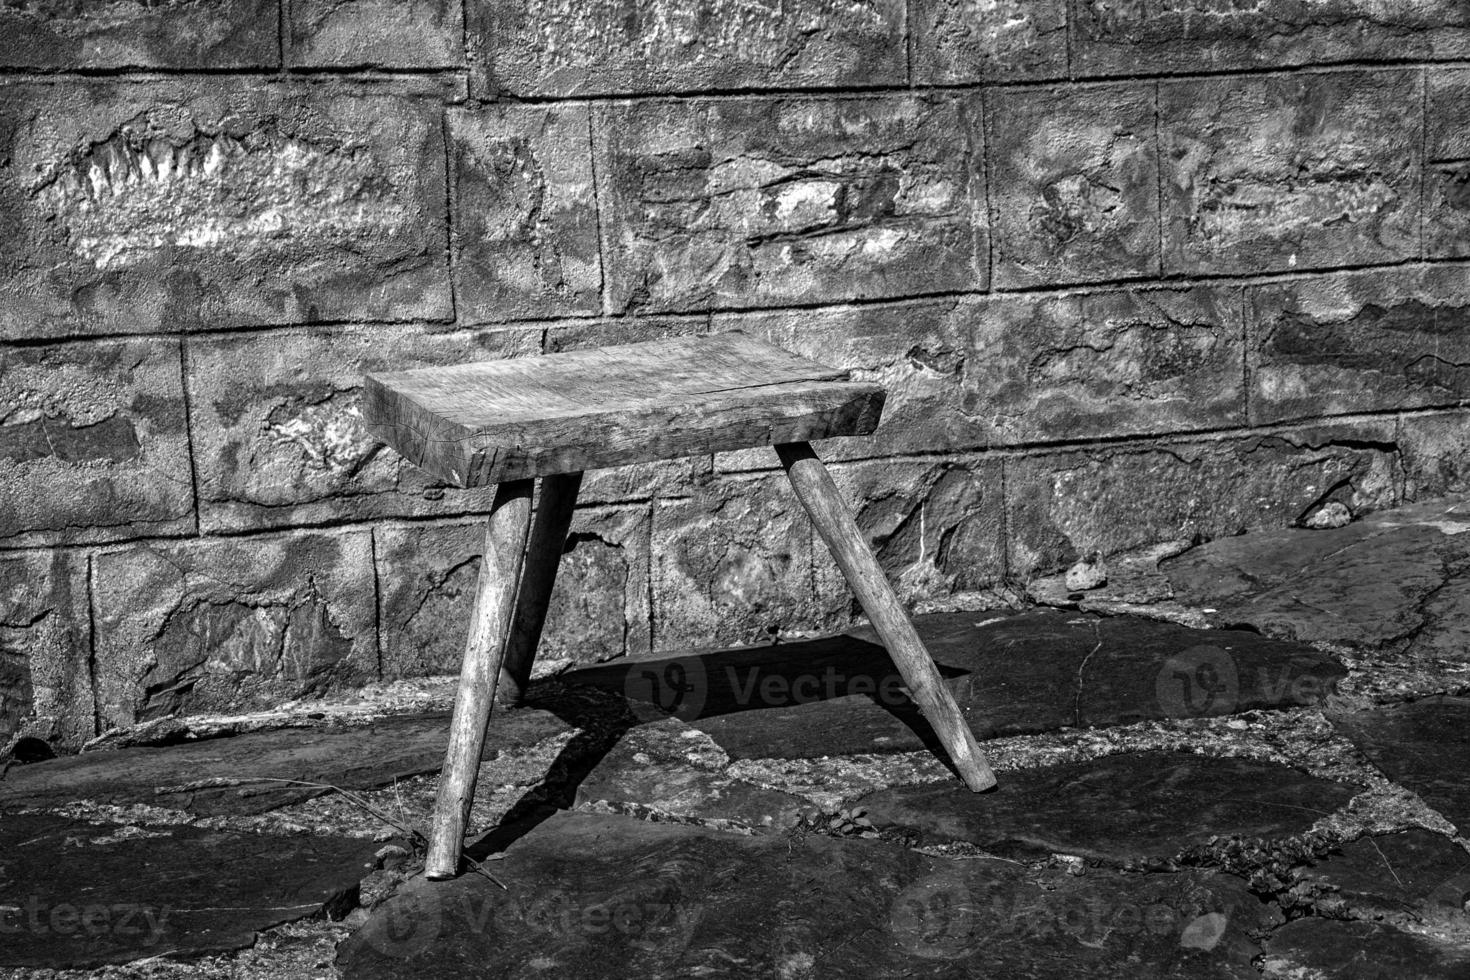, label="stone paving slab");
[1329,696,1470,834]
[0,709,570,817]
[1163,497,1470,654]
[857,752,1356,867]
[0,812,377,969]
[1262,919,1470,980]
[565,610,1343,760]
[1293,829,1470,928]
[338,810,1278,979]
